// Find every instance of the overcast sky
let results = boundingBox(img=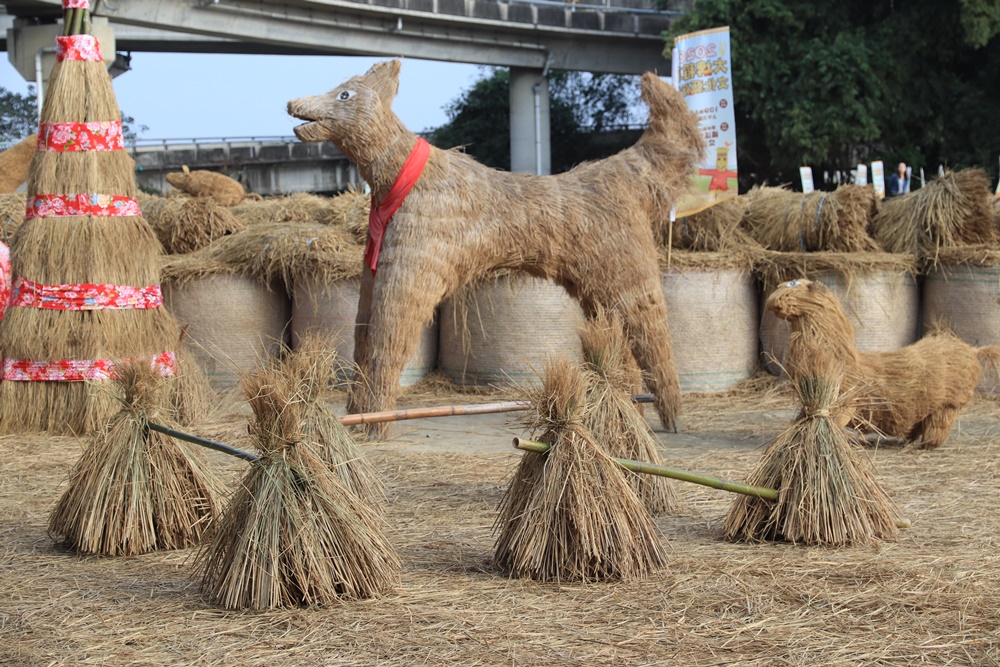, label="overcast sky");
[1,52,483,140]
